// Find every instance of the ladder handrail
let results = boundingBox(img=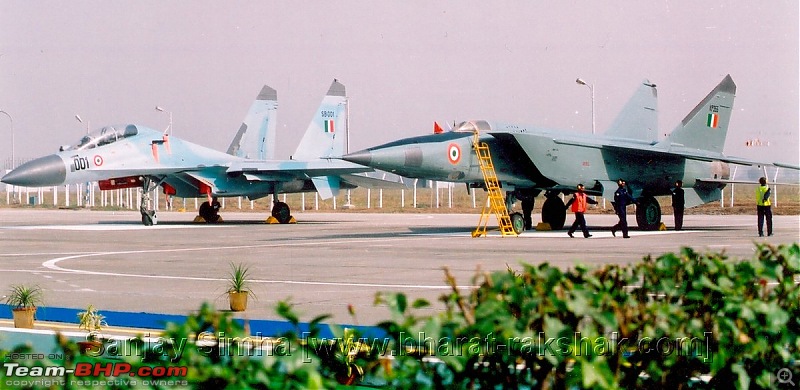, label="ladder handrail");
[471,130,517,237]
